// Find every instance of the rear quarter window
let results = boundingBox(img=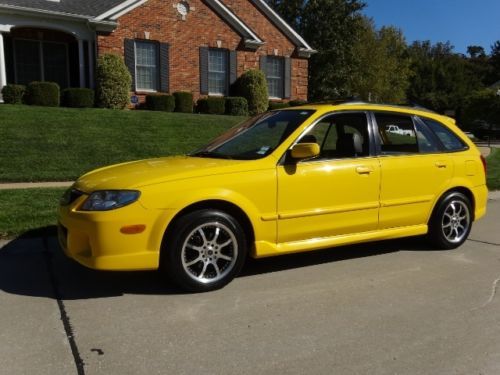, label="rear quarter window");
[420,117,467,151]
